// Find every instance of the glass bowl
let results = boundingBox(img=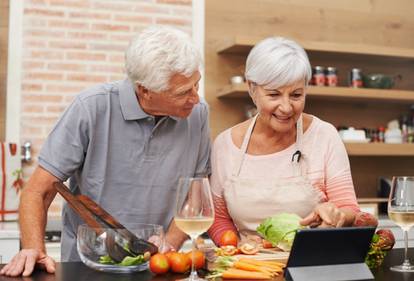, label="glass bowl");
[77,223,164,273]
